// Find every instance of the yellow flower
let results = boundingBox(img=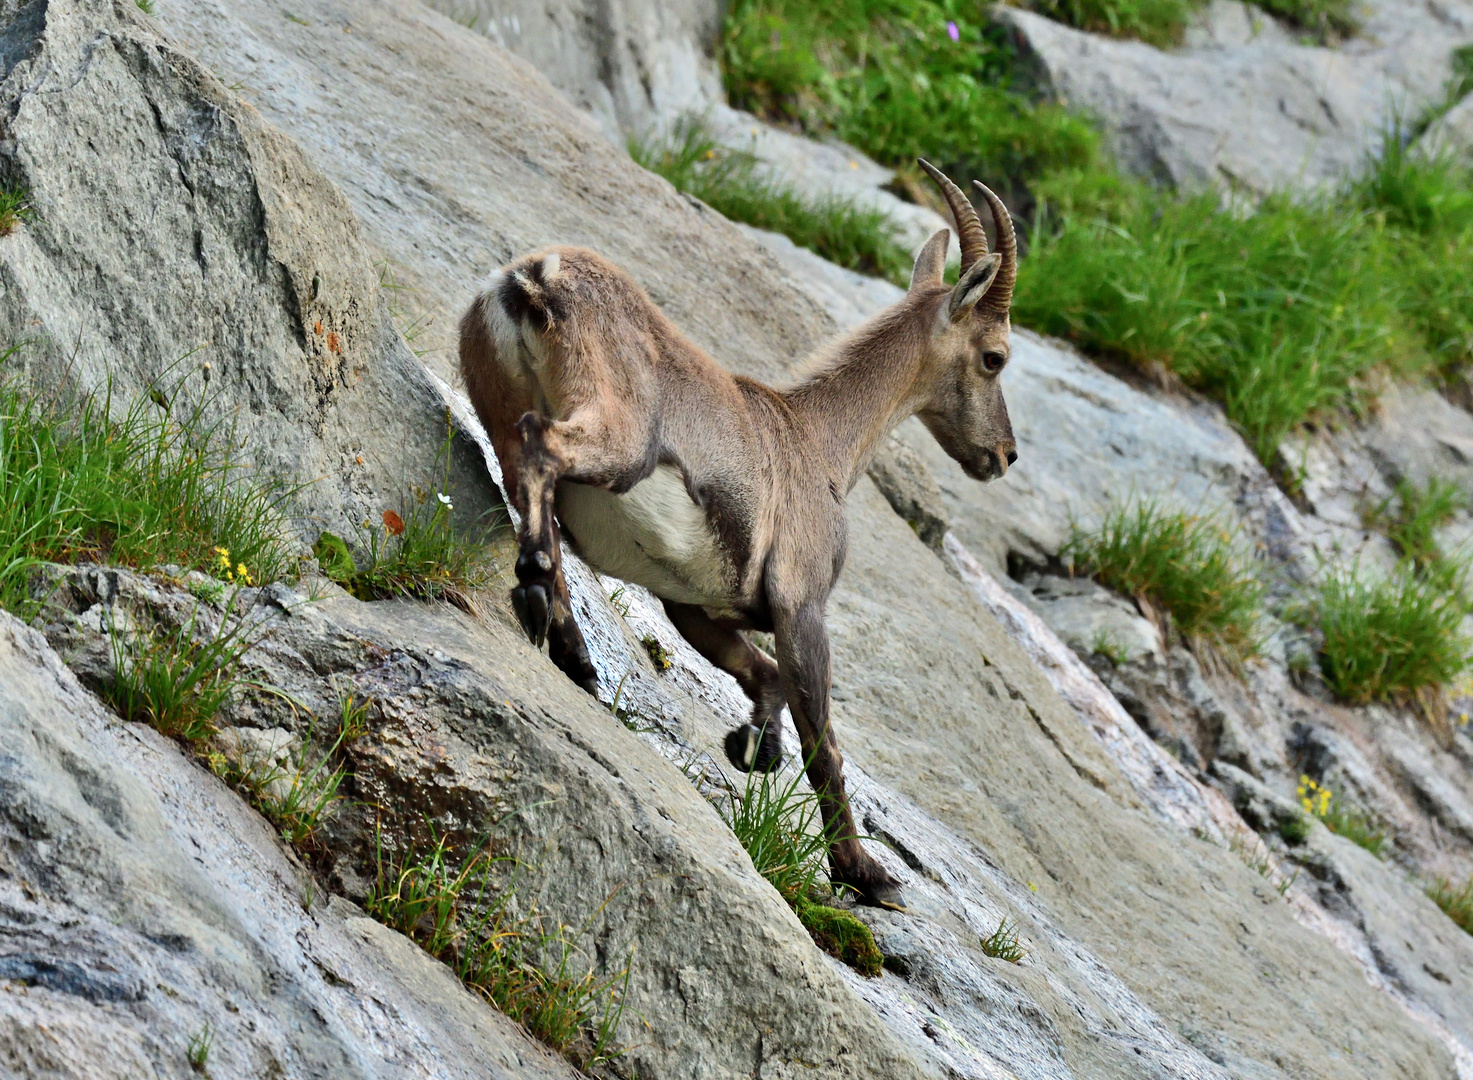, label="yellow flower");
[214,546,231,572]
[237,563,252,585]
